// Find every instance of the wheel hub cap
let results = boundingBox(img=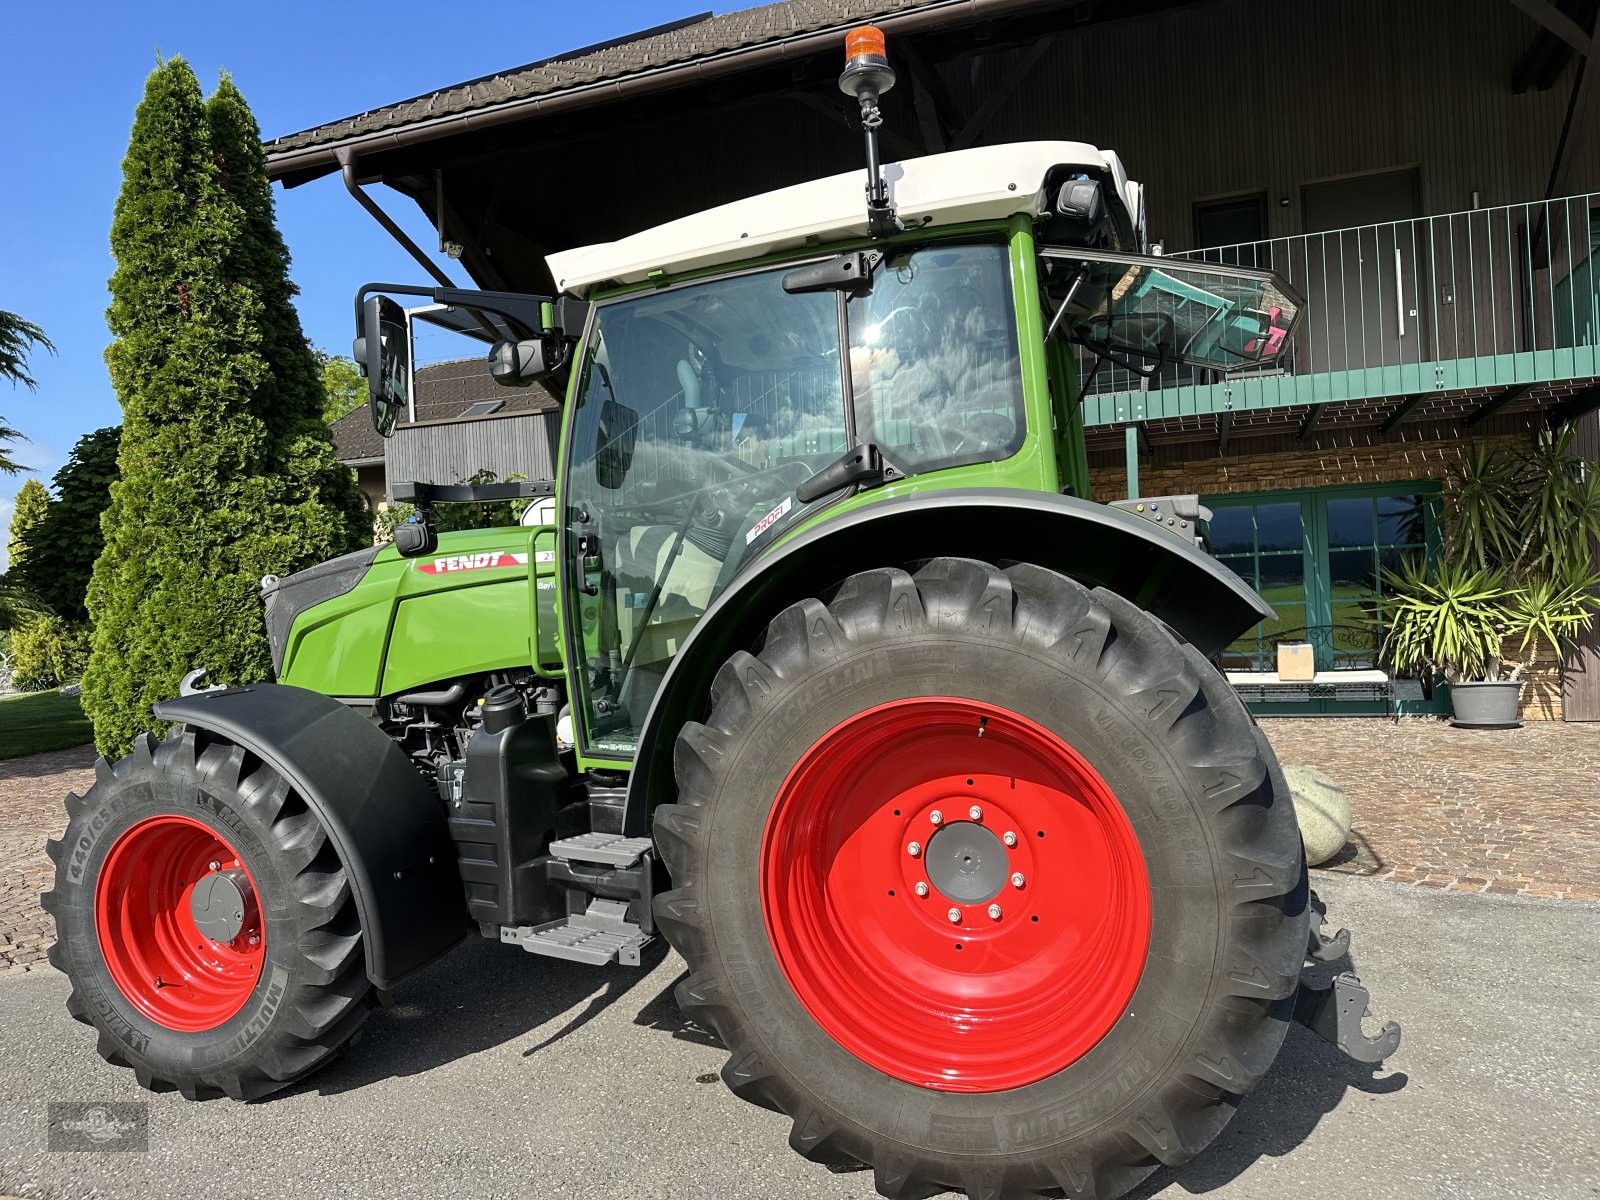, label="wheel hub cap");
[924,822,1006,904]
[761,697,1151,1093]
[189,868,252,943]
